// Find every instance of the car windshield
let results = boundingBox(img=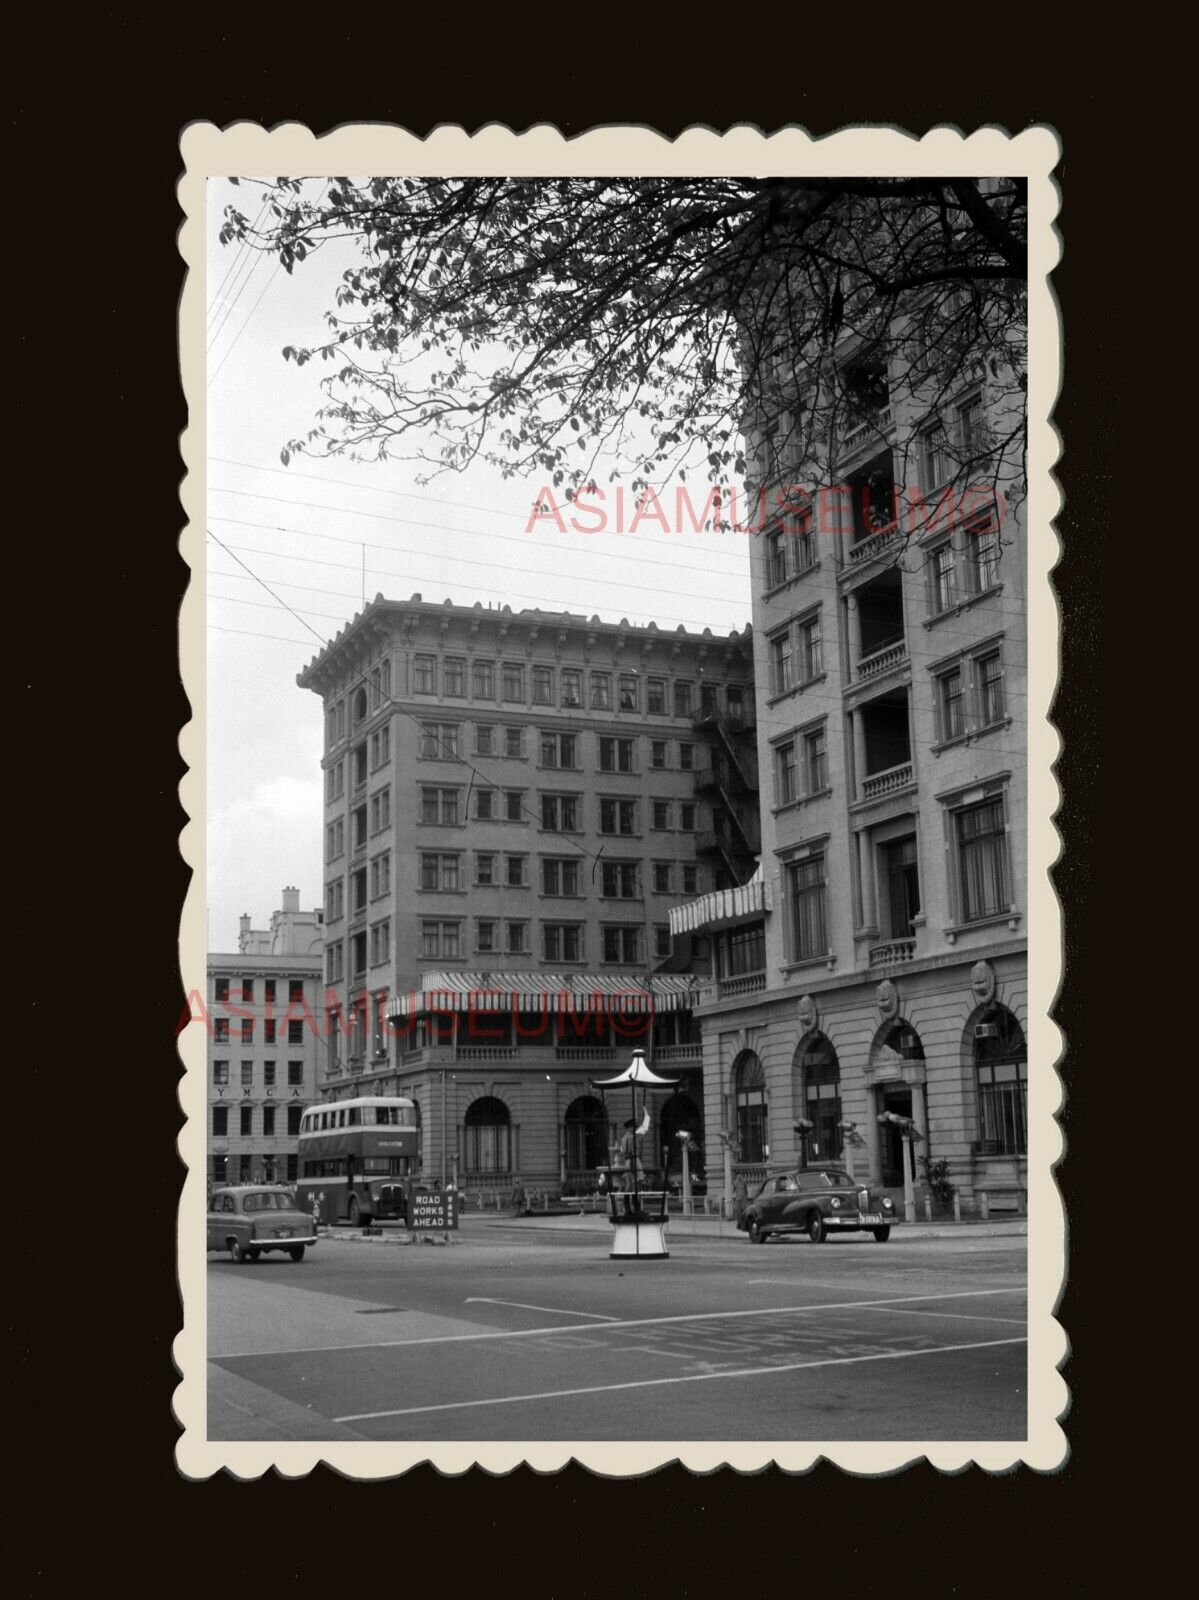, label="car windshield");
[242,1190,297,1212]
[820,1171,853,1187]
